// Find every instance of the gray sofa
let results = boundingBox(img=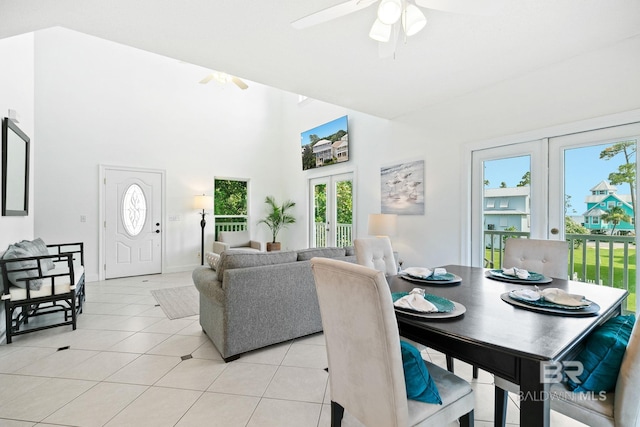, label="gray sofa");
[192,246,355,361]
